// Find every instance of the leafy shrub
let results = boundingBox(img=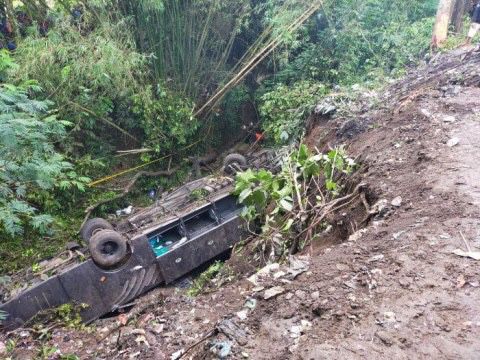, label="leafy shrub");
[234,144,355,258]
[132,84,199,157]
[235,144,355,224]
[0,66,89,237]
[12,17,150,157]
[259,81,327,144]
[270,0,438,86]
